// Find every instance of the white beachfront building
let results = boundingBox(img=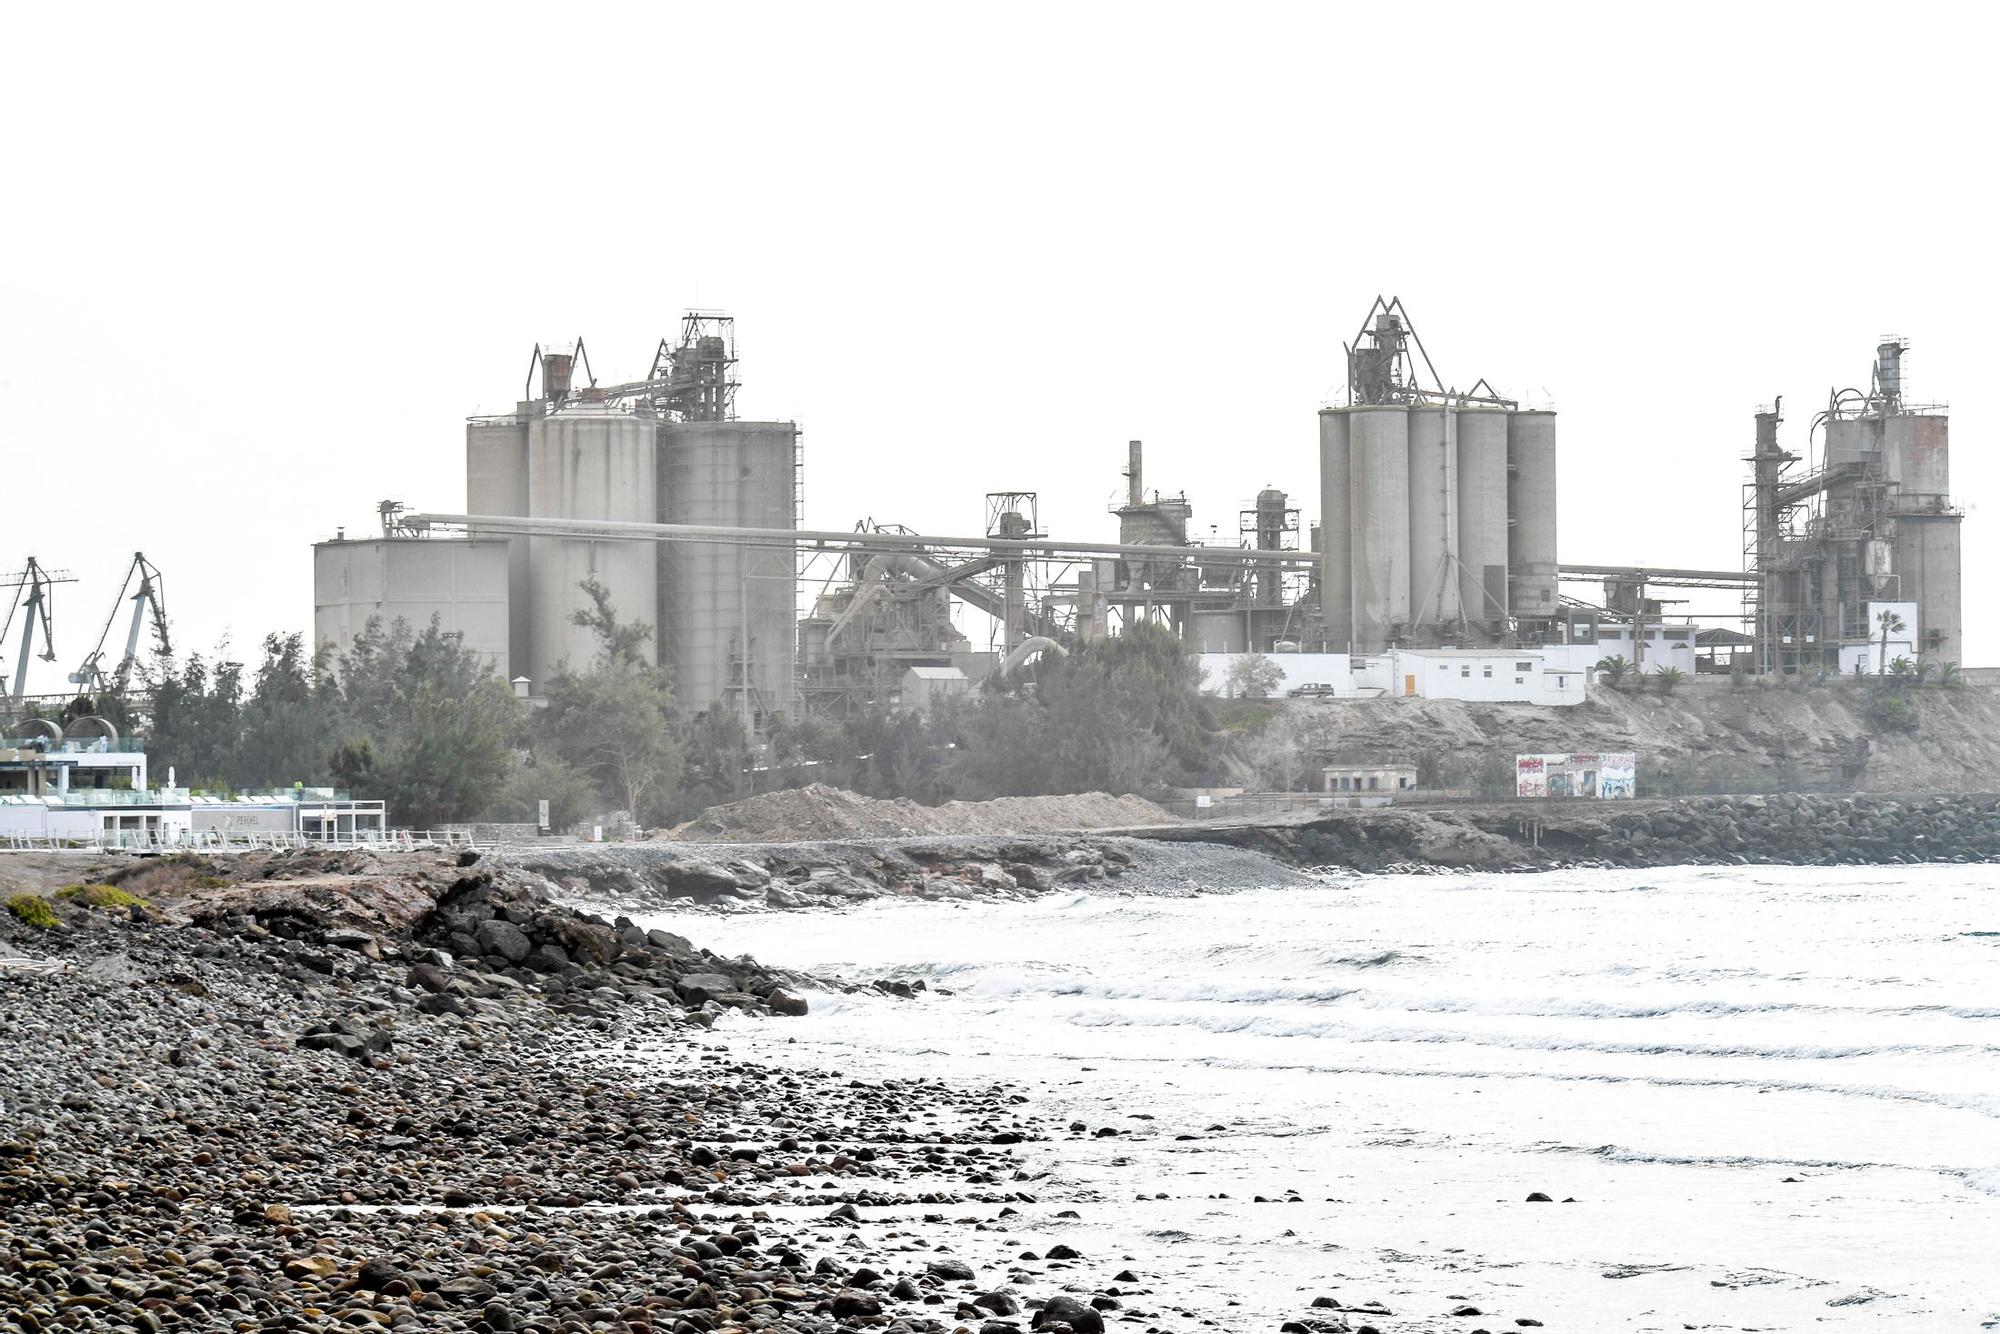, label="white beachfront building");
[0,725,386,848]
